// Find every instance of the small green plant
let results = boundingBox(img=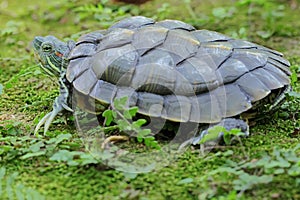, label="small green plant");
[236,0,286,38]
[152,3,171,20]
[0,20,24,44]
[0,124,85,164]
[72,0,137,28]
[211,6,236,22]
[0,167,45,200]
[49,149,98,166]
[102,96,160,149]
[4,64,41,91]
[200,145,300,197]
